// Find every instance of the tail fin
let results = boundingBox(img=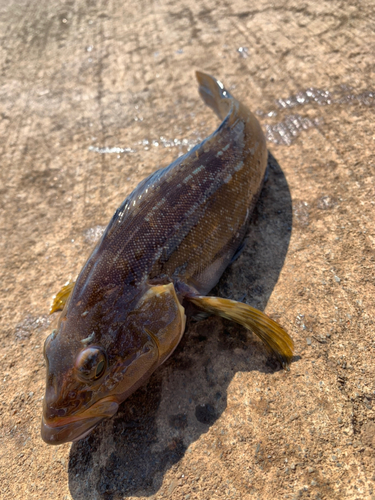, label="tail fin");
[188,296,294,369]
[196,71,234,121]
